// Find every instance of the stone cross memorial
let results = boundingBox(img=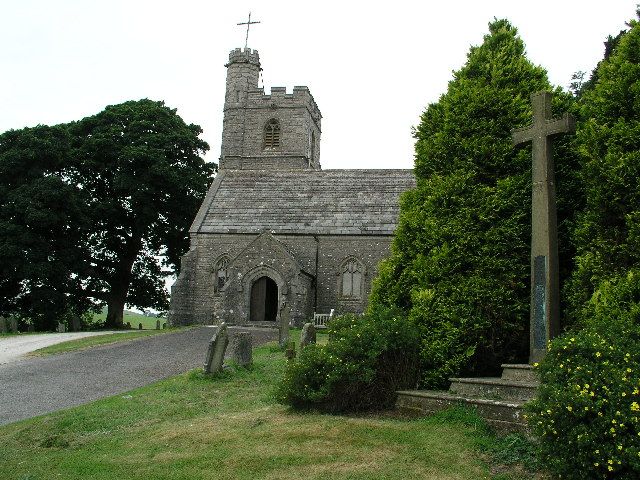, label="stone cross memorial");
[512,91,575,363]
[204,322,229,374]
